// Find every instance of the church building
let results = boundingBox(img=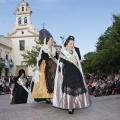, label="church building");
[6,0,39,76]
